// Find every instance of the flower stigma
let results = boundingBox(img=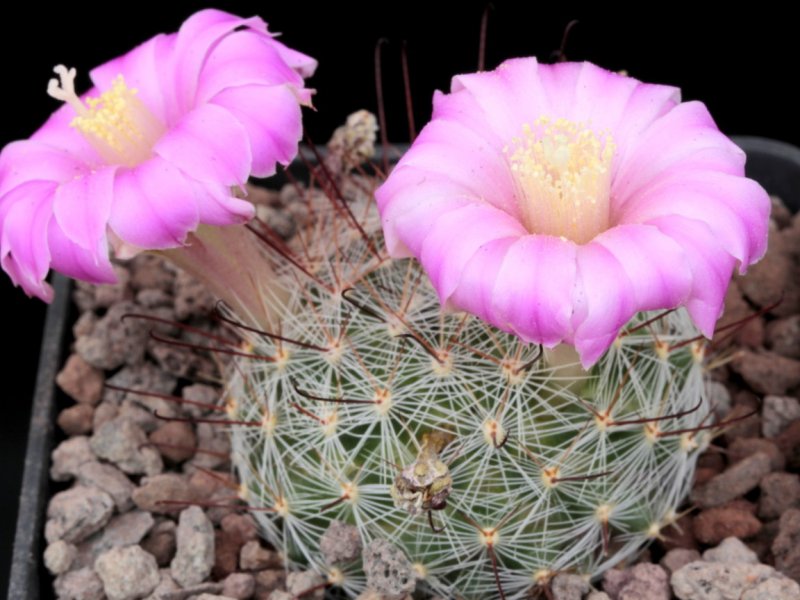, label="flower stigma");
[506,117,615,244]
[47,65,165,166]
